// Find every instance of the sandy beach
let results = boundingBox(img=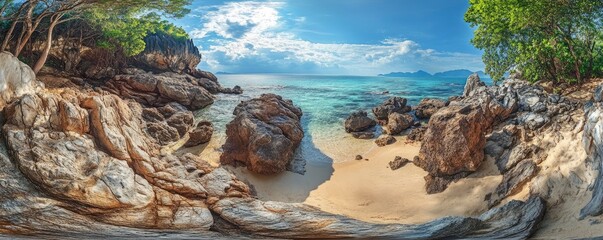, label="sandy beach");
[209,136,503,224]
